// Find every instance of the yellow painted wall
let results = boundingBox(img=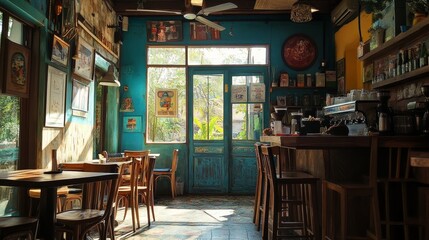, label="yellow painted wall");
[335,12,372,92]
